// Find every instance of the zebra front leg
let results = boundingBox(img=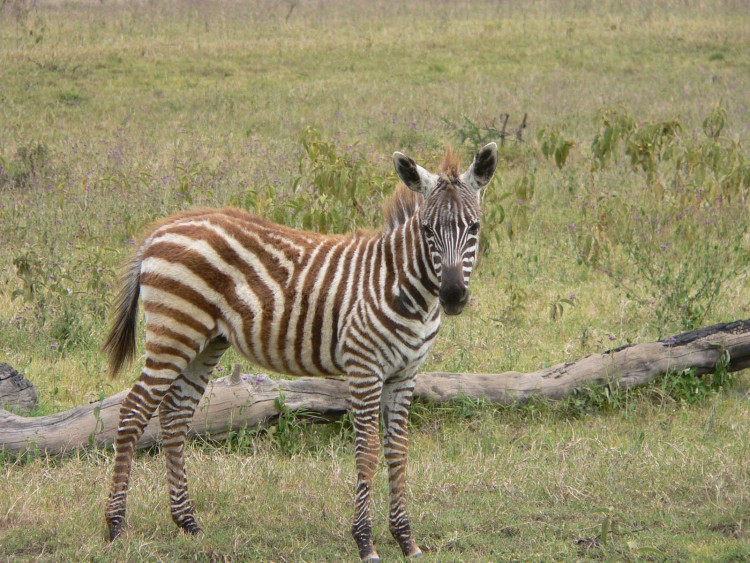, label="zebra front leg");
[160,338,229,534]
[382,375,422,558]
[105,374,173,540]
[349,377,383,562]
